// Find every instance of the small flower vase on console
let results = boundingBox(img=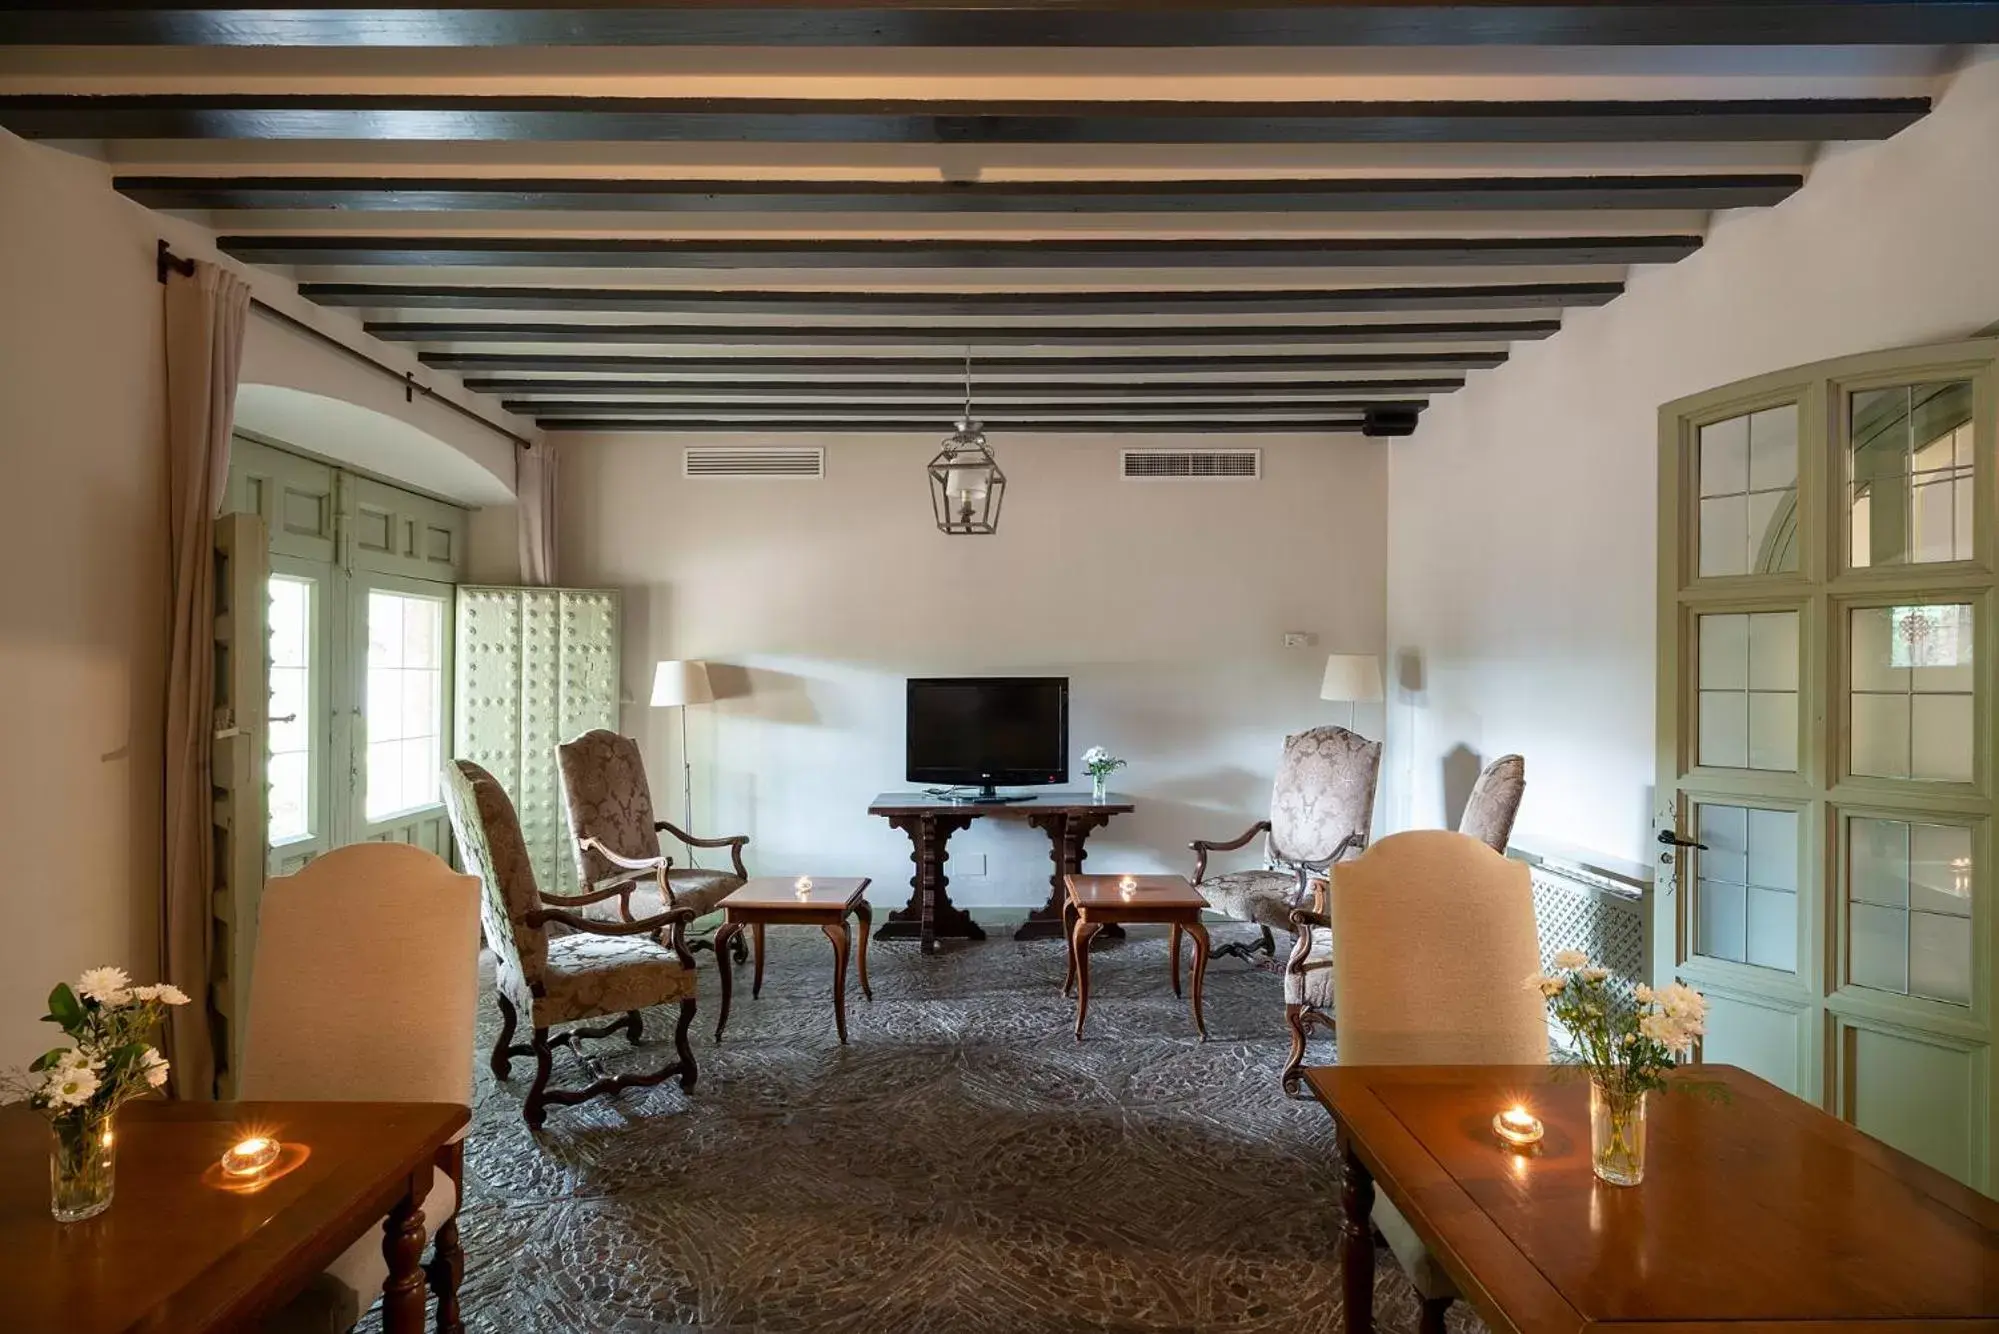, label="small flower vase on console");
[1091,772,1107,802]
